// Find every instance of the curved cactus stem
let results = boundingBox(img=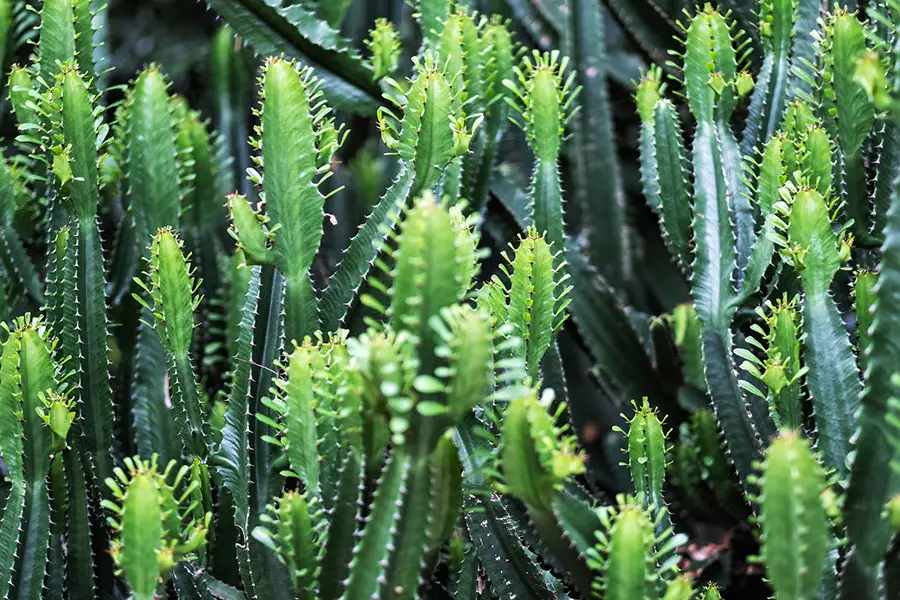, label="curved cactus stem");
[843,154,900,600]
[63,445,97,599]
[787,188,860,476]
[214,266,260,596]
[203,0,380,114]
[317,448,363,600]
[741,0,796,158]
[319,165,414,331]
[342,449,408,600]
[565,0,625,287]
